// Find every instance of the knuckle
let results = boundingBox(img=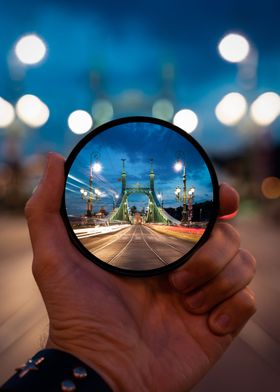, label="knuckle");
[216,222,240,247]
[217,276,232,295]
[241,288,257,314]
[197,252,221,278]
[239,249,257,274]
